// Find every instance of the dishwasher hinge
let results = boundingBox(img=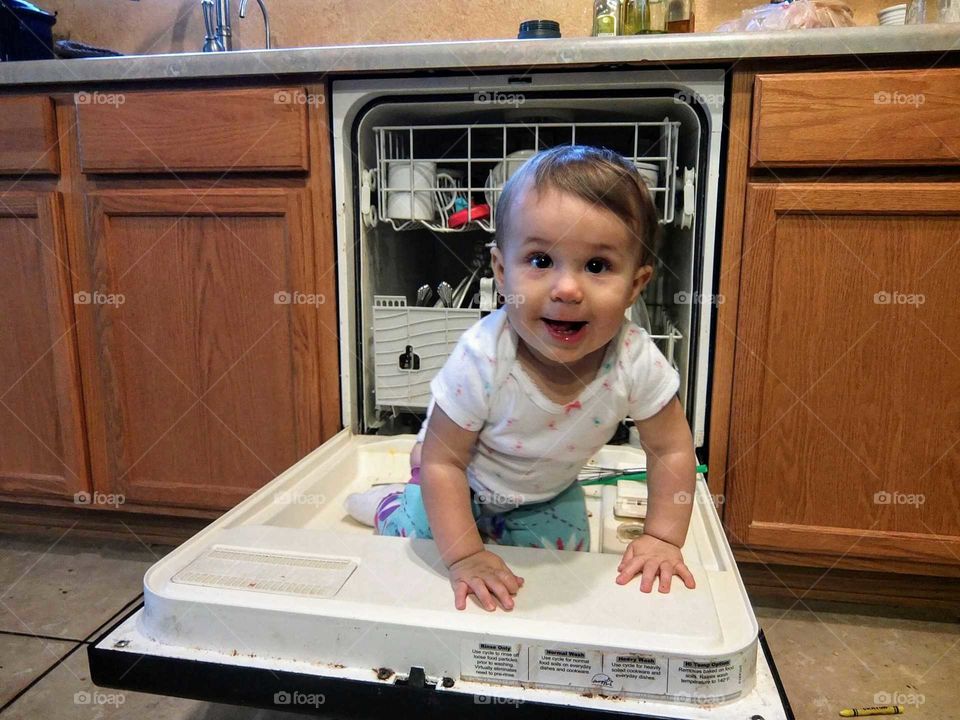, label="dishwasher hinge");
[394,666,435,689]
